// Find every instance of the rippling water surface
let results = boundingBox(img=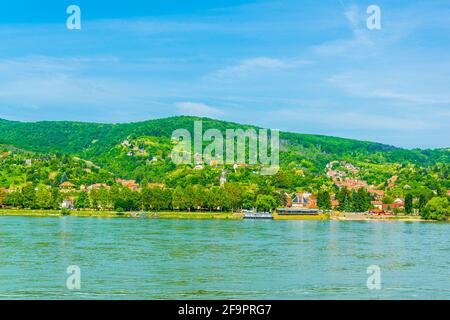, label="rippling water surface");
[0,216,448,299]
